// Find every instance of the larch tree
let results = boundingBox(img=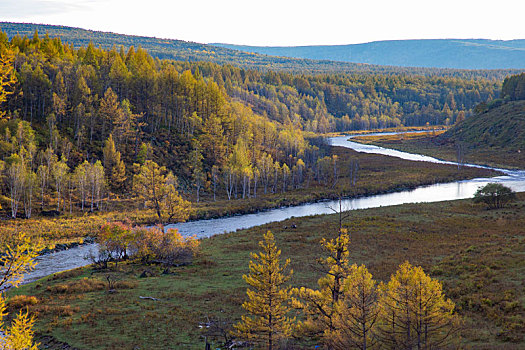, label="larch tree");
[133,160,190,222]
[0,48,16,120]
[103,134,127,191]
[293,229,352,345]
[327,264,380,350]
[377,261,460,350]
[0,232,42,349]
[112,99,136,150]
[233,231,295,350]
[98,87,120,140]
